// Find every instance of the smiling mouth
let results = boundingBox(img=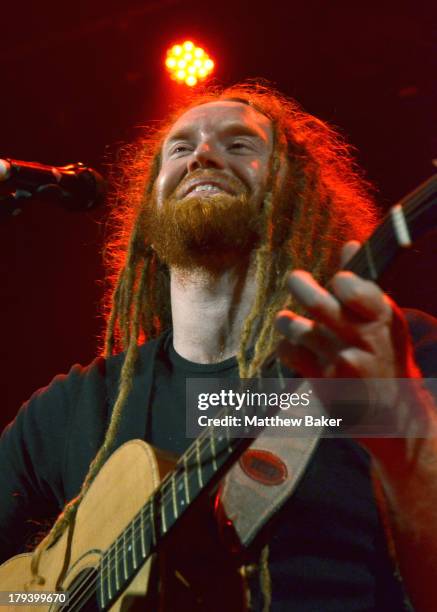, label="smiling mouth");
[186,183,228,196]
[178,177,239,199]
